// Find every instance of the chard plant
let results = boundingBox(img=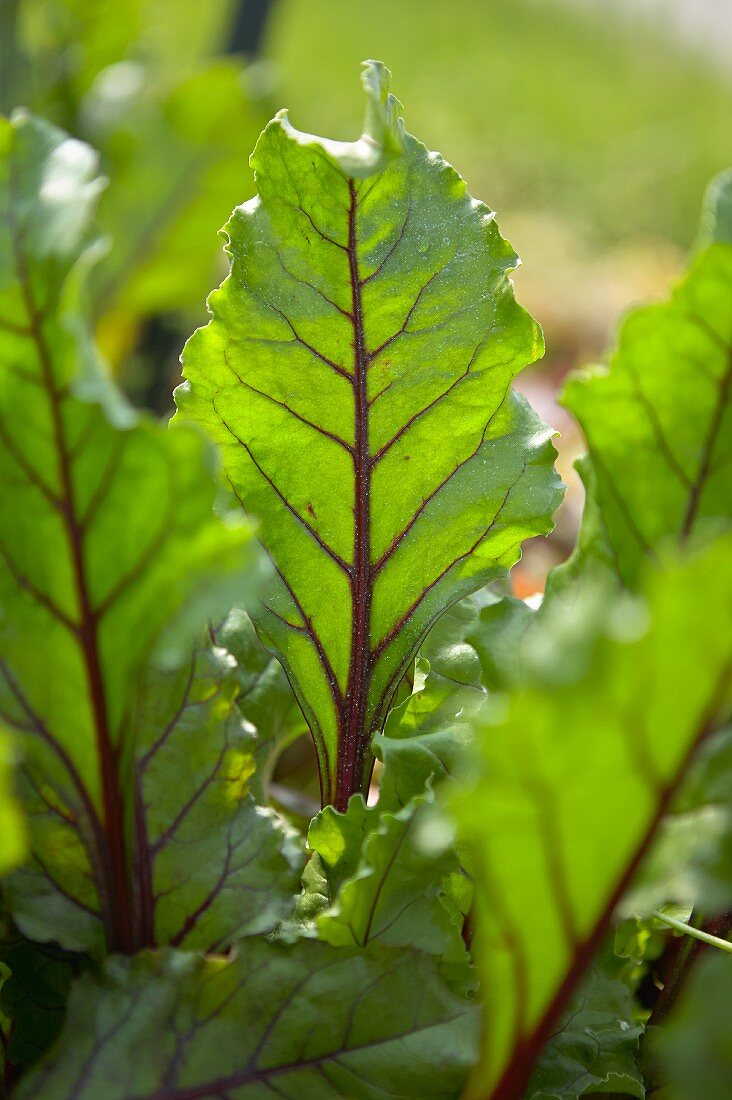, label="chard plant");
[0,60,730,1100]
